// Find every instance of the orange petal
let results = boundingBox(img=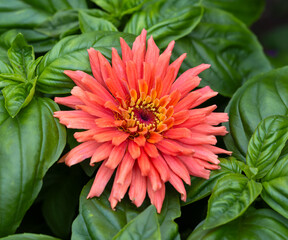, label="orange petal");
[90,142,114,165]
[116,152,135,185]
[134,135,146,146]
[128,140,141,159]
[105,141,127,169]
[137,149,151,176]
[144,142,159,158]
[169,171,187,201]
[65,141,100,166]
[147,179,165,214]
[151,155,170,182]
[87,159,114,198]
[129,164,147,207]
[163,154,190,185]
[147,132,163,143]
